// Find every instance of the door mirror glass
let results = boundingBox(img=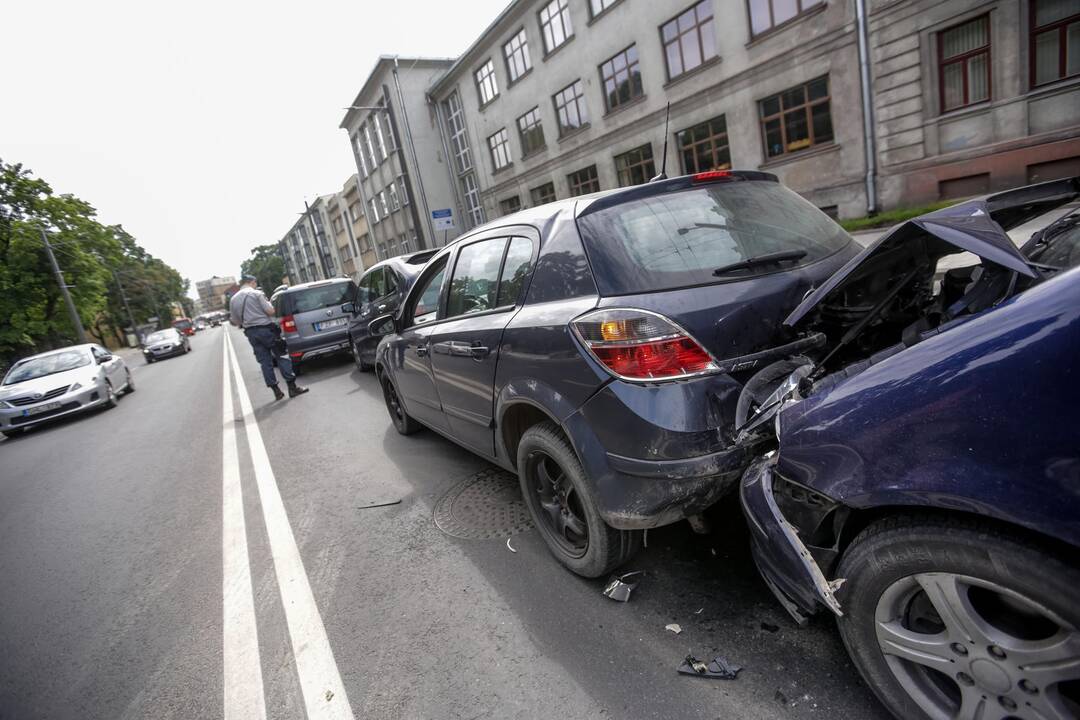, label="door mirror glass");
[96,354,111,364]
[368,314,395,337]
[340,302,355,315]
